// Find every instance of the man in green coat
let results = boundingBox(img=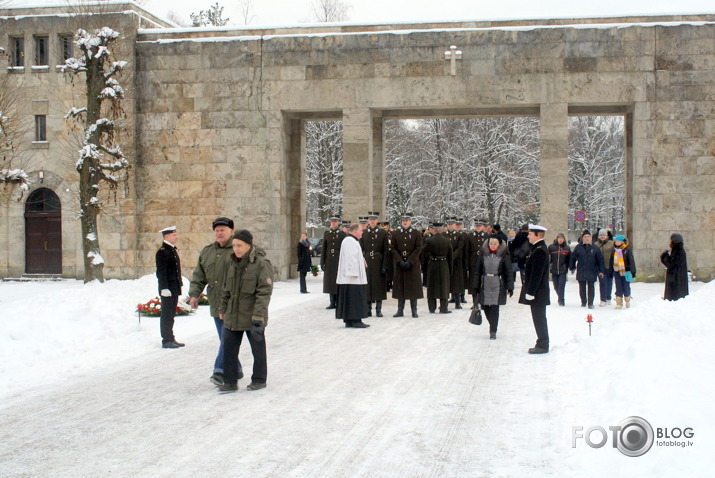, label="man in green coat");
[188,216,239,386]
[218,230,274,392]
